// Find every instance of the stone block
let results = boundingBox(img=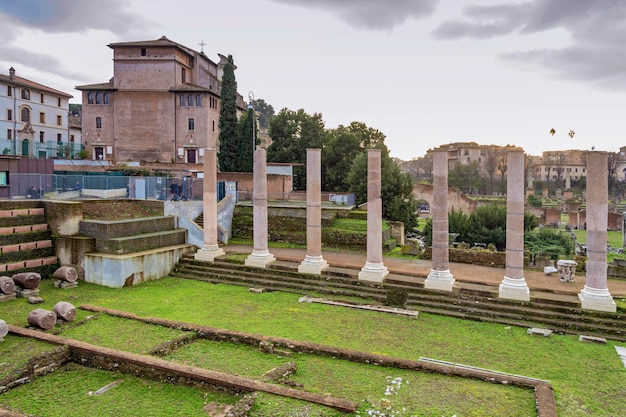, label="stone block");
[578,335,607,344]
[0,210,12,218]
[24,259,43,268]
[31,224,49,232]
[13,226,32,234]
[29,208,45,216]
[19,242,37,251]
[11,209,29,217]
[1,244,20,254]
[0,227,13,235]
[527,328,553,337]
[7,261,25,271]
[42,257,59,266]
[36,240,52,249]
